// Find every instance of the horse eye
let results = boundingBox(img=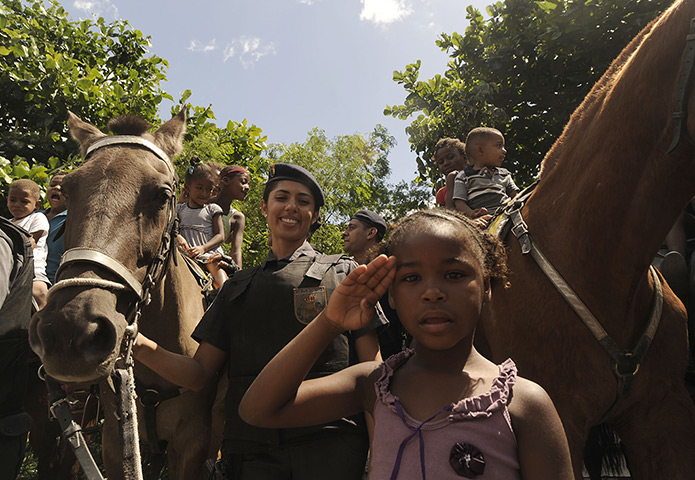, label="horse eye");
[155,188,172,205]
